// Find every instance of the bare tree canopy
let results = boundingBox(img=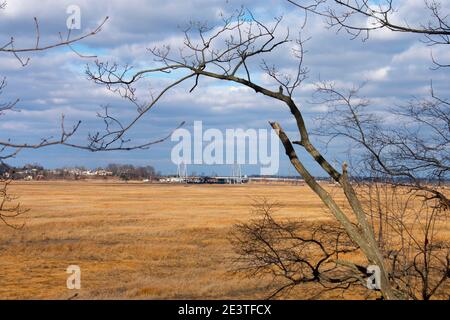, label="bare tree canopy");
[232,199,365,299]
[233,196,449,300]
[85,8,412,299]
